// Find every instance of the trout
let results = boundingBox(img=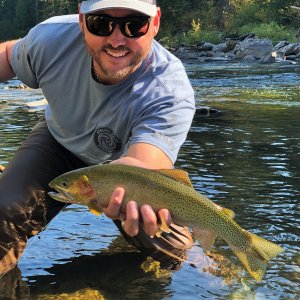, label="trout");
[48,164,283,281]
